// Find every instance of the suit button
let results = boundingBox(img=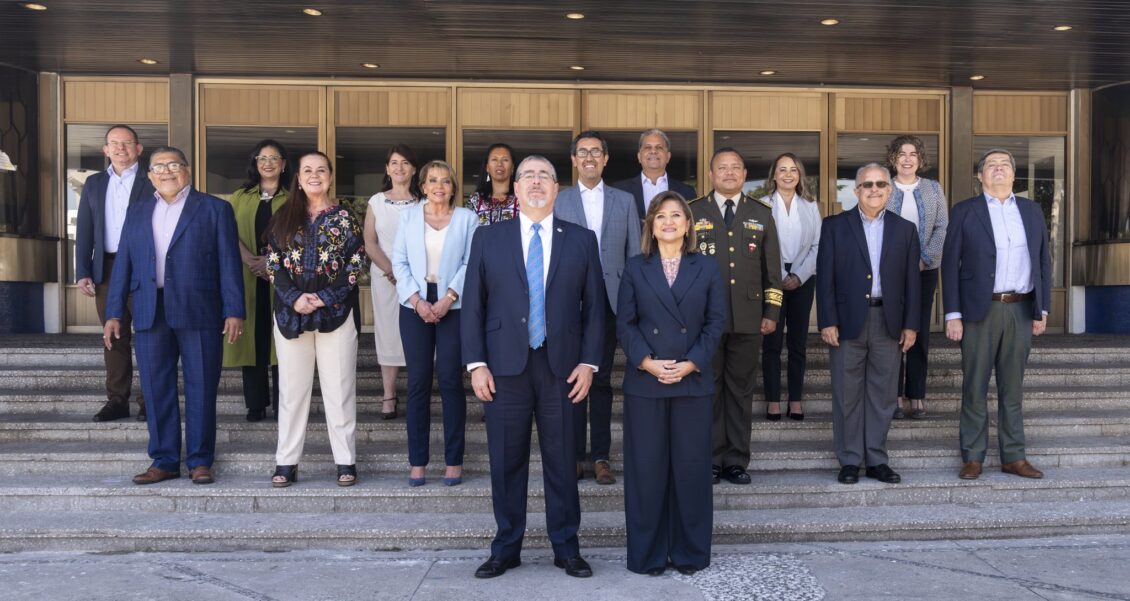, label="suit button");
[865,294,871,299]
[730,262,735,268]
[680,327,687,334]
[867,274,872,280]
[730,278,736,285]
[521,318,526,323]
[729,247,735,252]
[990,273,994,278]
[653,328,659,334]
[728,231,734,237]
